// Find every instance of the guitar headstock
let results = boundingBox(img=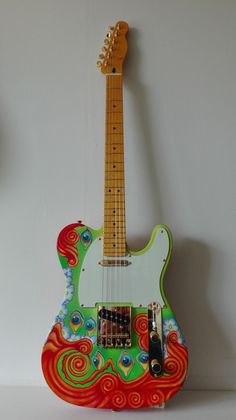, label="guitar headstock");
[97,21,129,75]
